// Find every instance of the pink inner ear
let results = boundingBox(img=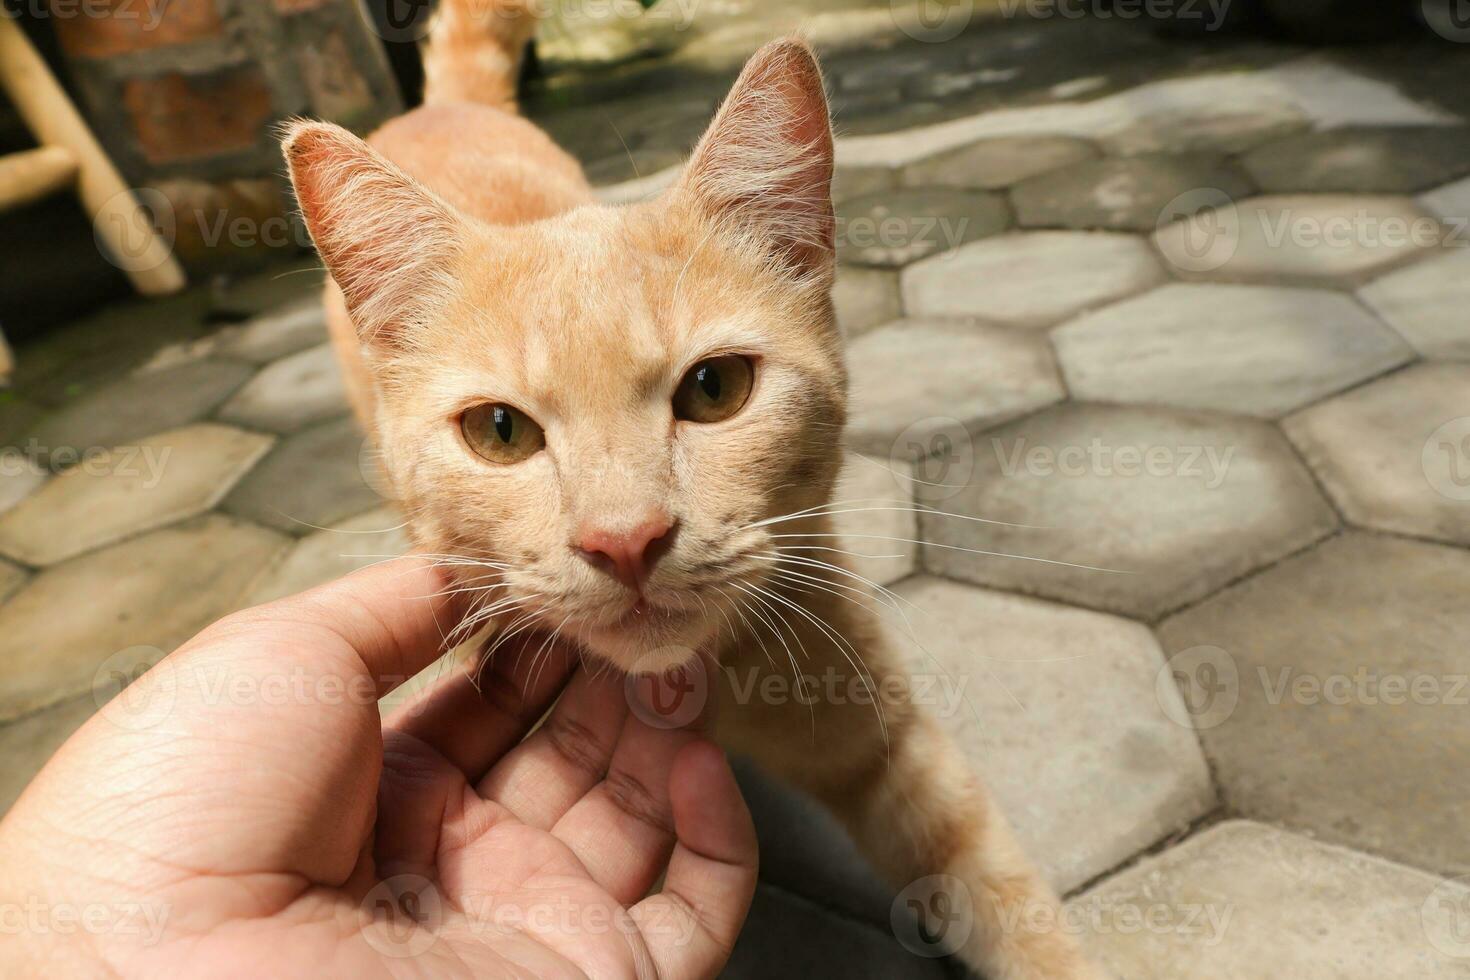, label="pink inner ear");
[680,39,836,280]
[283,121,463,346]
